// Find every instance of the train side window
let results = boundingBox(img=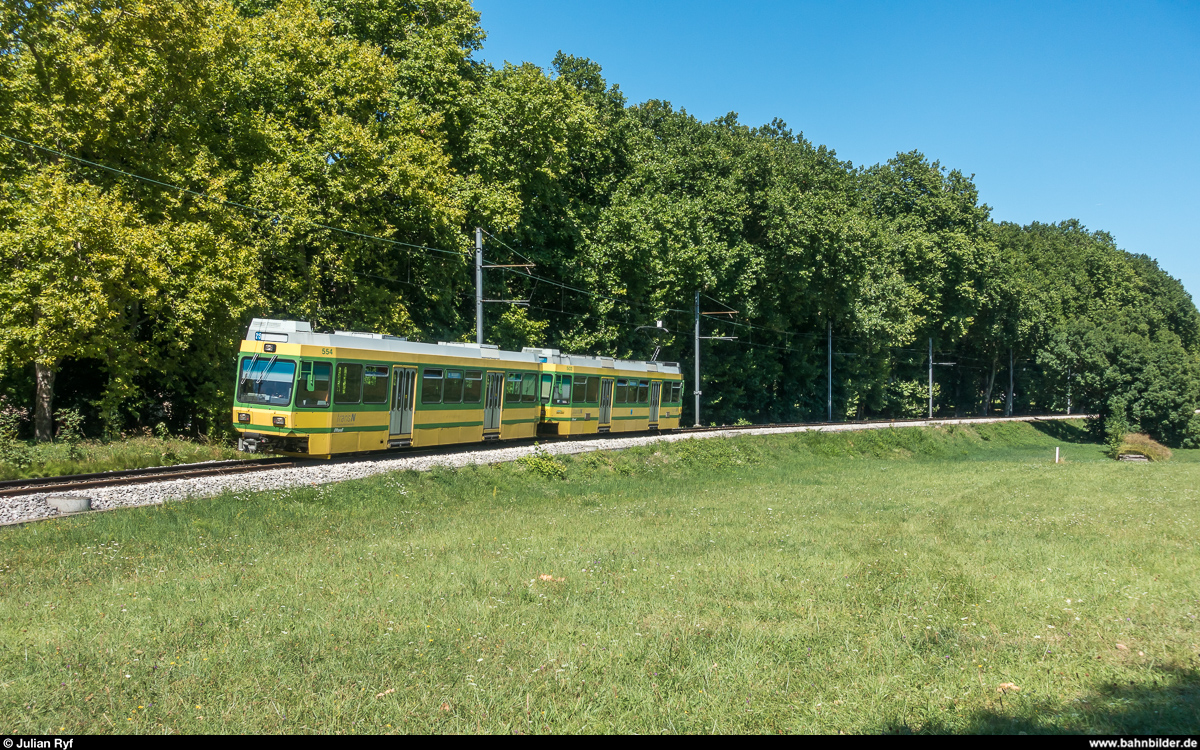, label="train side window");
[444,369,465,403]
[637,379,649,403]
[671,382,682,403]
[540,374,553,403]
[297,361,331,408]
[553,375,571,405]
[505,372,523,400]
[521,373,538,402]
[585,376,600,403]
[362,366,389,404]
[422,369,444,404]
[571,377,588,404]
[614,378,628,403]
[464,370,483,403]
[334,363,363,405]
